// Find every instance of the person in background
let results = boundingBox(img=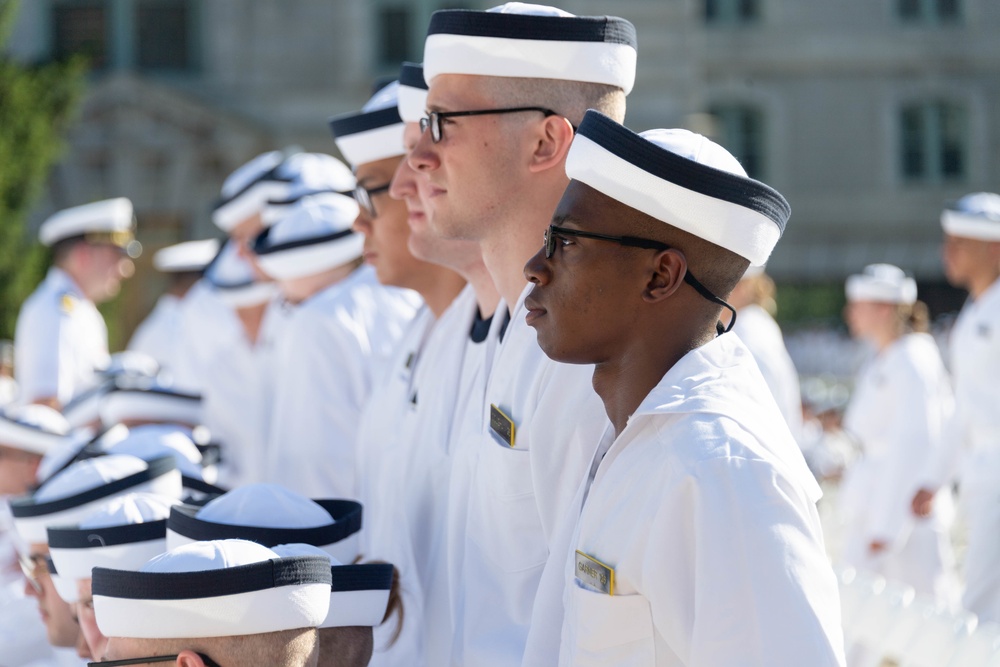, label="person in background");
[840,264,956,606]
